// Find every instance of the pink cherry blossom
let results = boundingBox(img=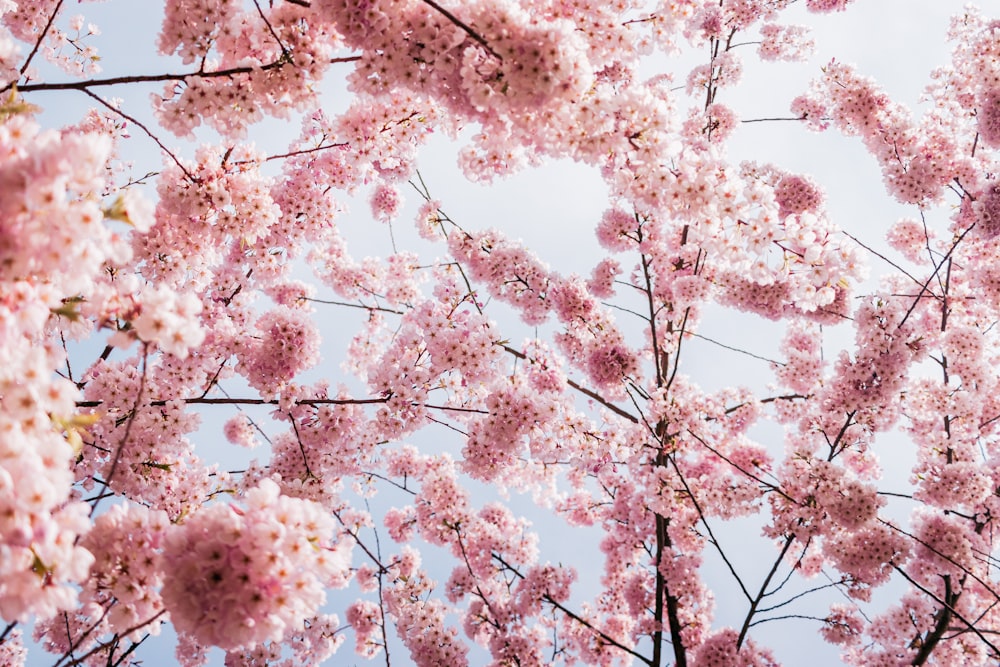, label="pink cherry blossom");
[160,479,350,651]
